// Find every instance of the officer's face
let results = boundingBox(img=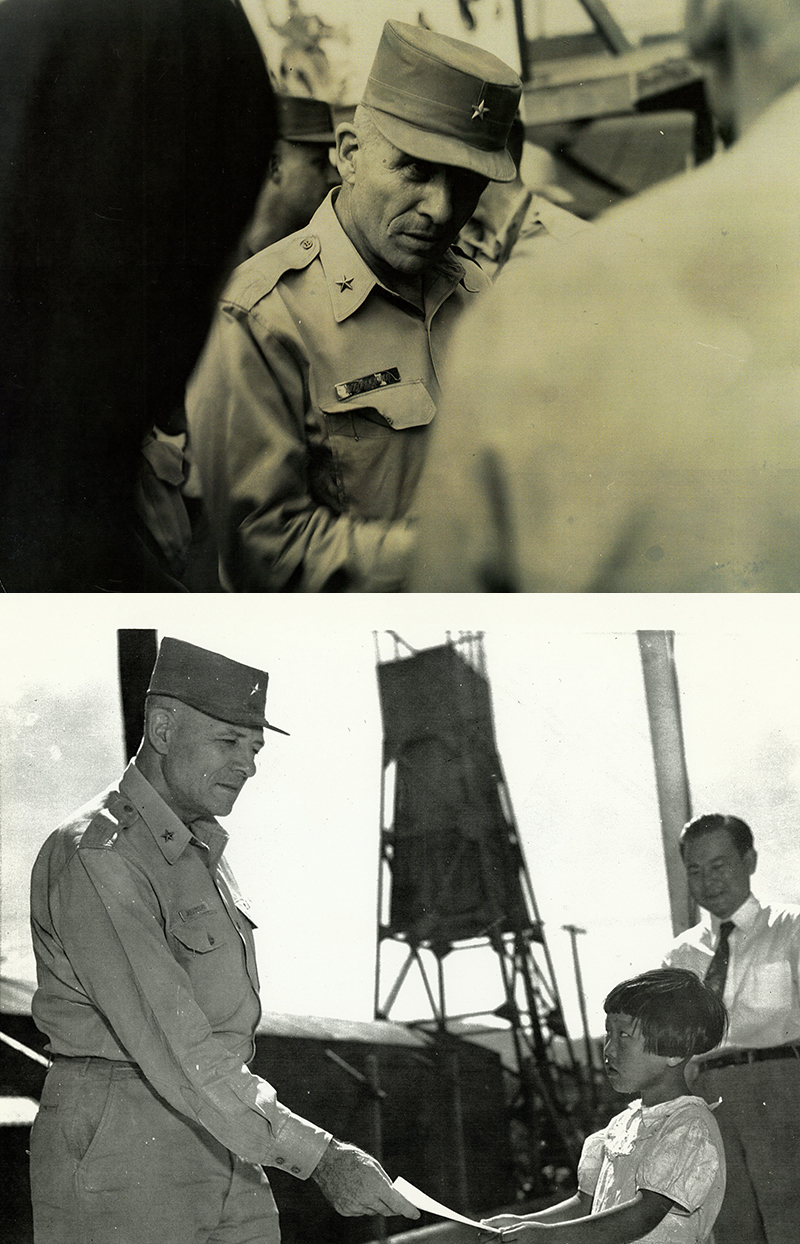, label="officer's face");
[161,704,264,822]
[683,828,755,919]
[340,124,488,282]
